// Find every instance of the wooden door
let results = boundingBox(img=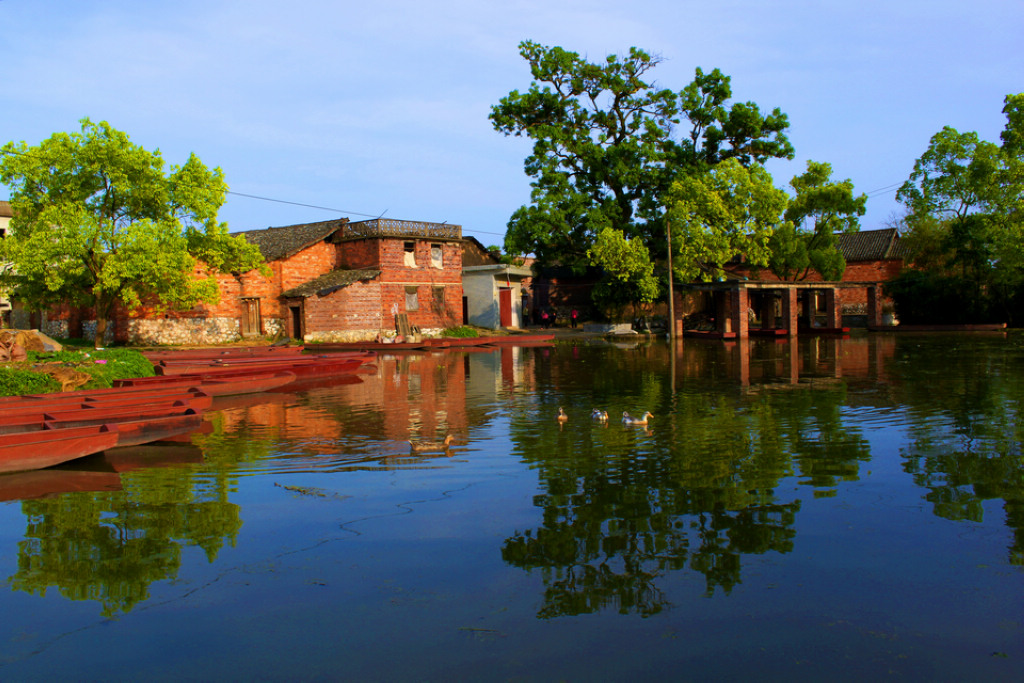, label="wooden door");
[499,288,512,328]
[241,298,261,337]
